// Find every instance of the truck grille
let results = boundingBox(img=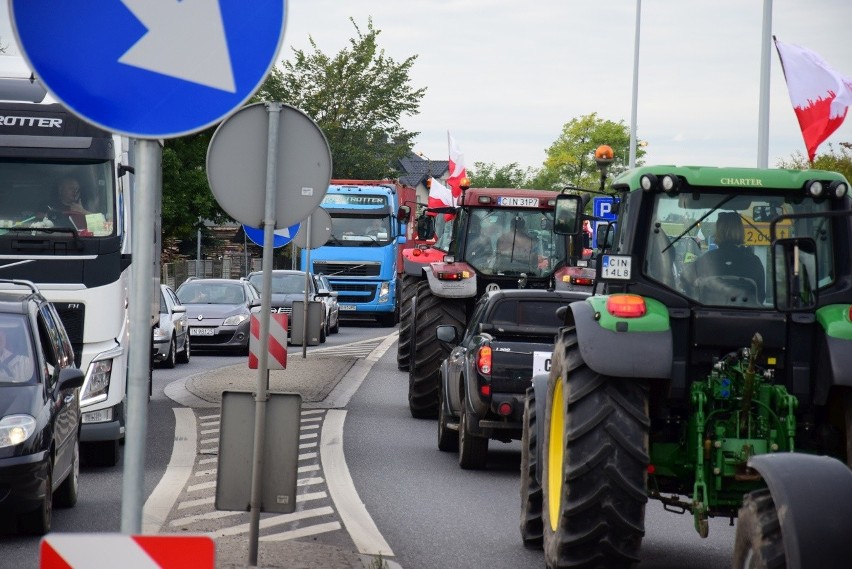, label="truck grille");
[313,261,381,277]
[329,283,376,304]
[53,302,85,367]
